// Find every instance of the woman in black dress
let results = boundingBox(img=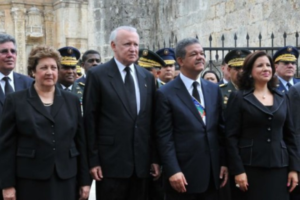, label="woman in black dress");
[225,51,300,200]
[0,46,91,200]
